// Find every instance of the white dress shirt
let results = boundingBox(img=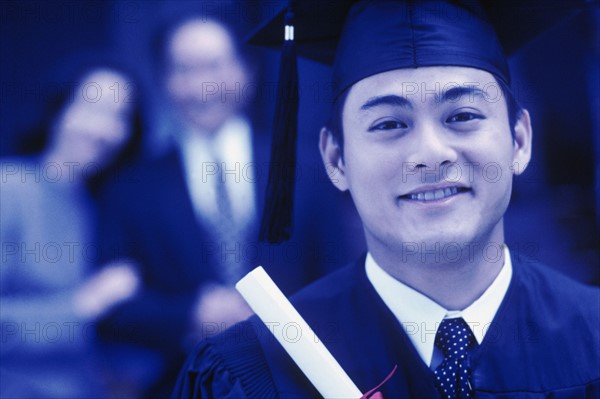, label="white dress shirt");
[365,245,513,367]
[178,116,257,229]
